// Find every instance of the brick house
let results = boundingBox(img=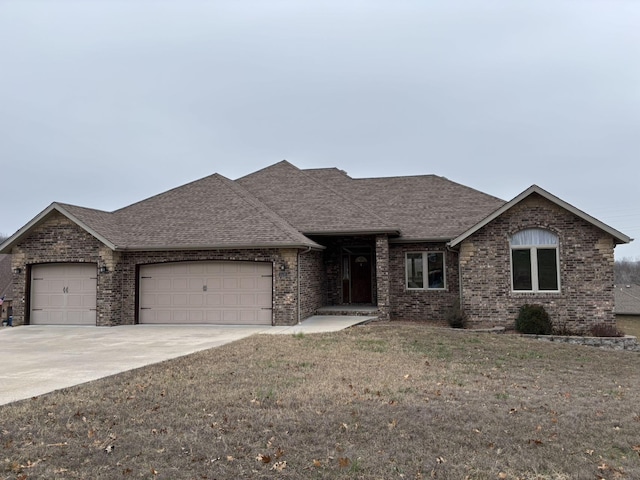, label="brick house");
[0,161,631,331]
